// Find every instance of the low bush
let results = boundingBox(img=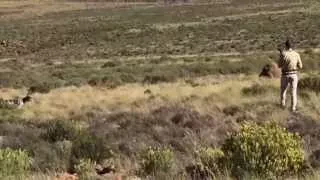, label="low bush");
[28,82,60,94]
[101,76,123,89]
[186,147,224,179]
[87,76,102,86]
[0,109,23,122]
[223,105,242,116]
[197,148,224,174]
[222,122,305,178]
[88,75,122,88]
[70,132,112,170]
[28,141,71,172]
[185,79,200,87]
[53,140,73,171]
[41,120,79,143]
[101,61,121,68]
[0,148,31,178]
[143,74,175,84]
[119,73,137,83]
[74,158,97,180]
[299,77,320,93]
[140,147,174,175]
